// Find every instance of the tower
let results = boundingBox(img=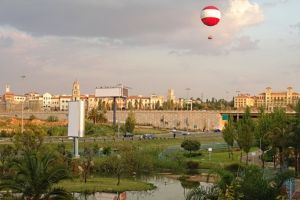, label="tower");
[167,89,175,102]
[72,80,80,101]
[5,84,10,93]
